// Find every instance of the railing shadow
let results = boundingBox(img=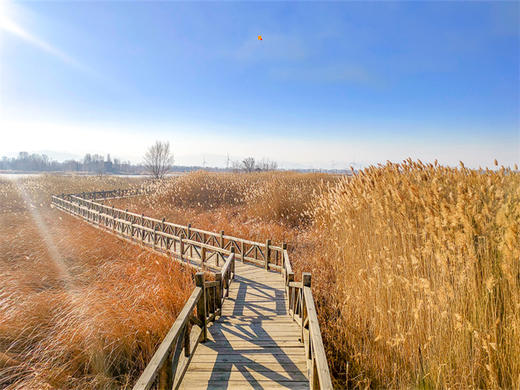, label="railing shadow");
[231,275,287,317]
[197,267,306,389]
[204,320,307,388]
